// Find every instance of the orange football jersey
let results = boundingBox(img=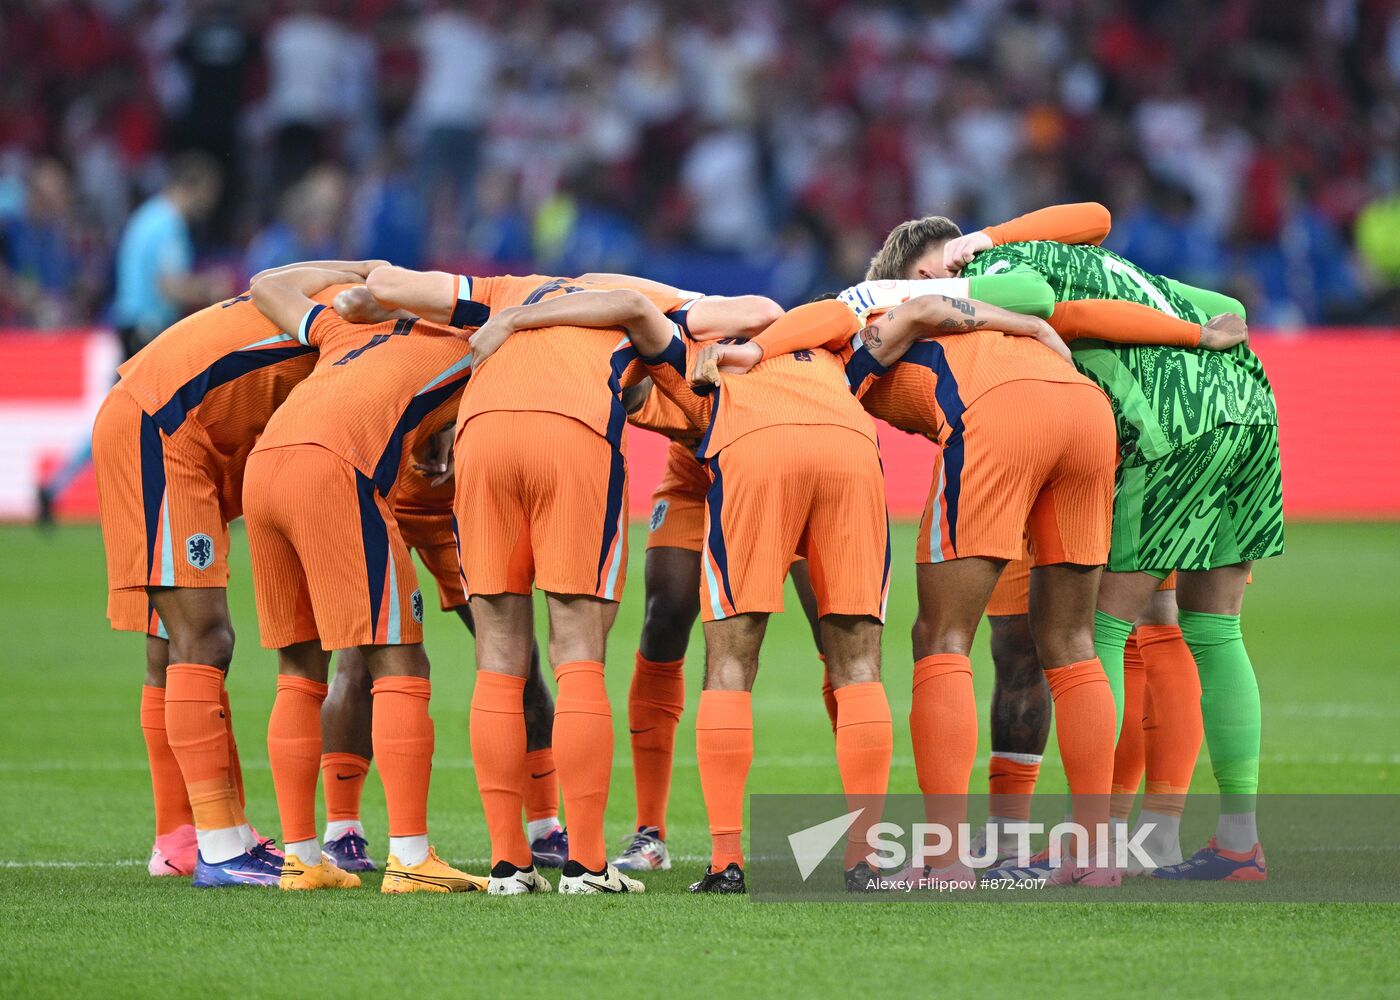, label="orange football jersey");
[252,304,473,496]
